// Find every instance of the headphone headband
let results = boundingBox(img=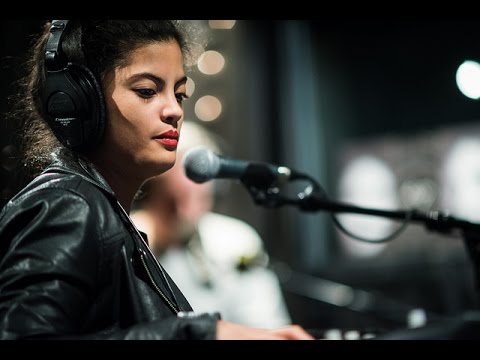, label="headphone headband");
[45,20,69,70]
